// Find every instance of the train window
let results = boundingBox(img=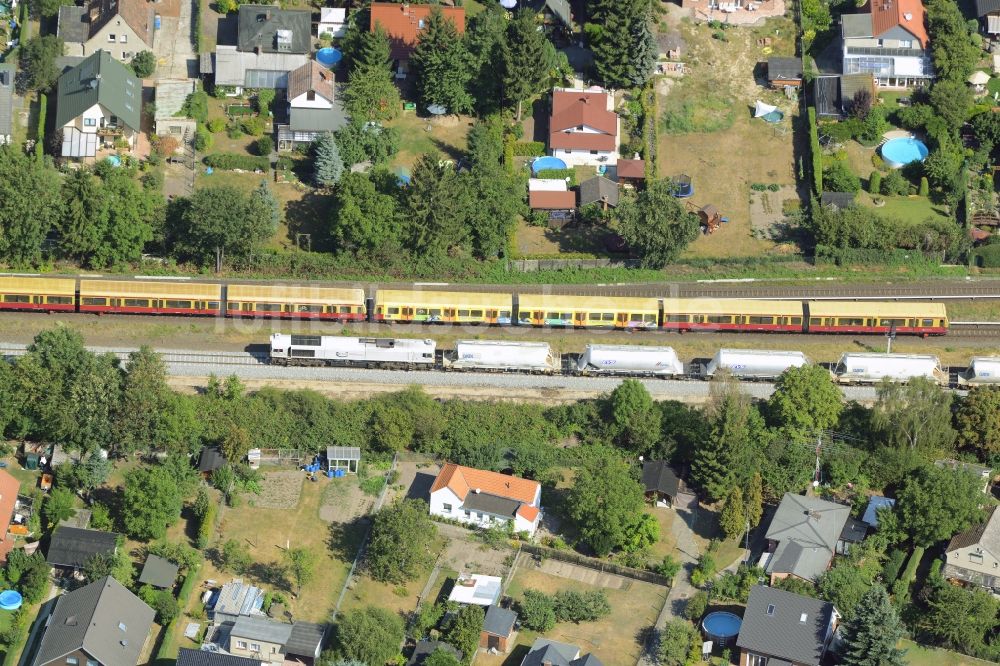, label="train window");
[46,296,72,305]
[165,300,193,309]
[297,305,323,313]
[458,310,471,317]
[666,314,687,323]
[3,295,29,303]
[257,303,282,312]
[500,310,511,318]
[82,297,107,306]
[749,316,774,325]
[290,349,316,358]
[545,312,560,320]
[388,307,400,315]
[416,308,428,315]
[922,319,935,327]
[879,318,907,327]
[124,299,148,308]
[227,302,241,310]
[332,306,348,314]
[790,317,802,325]
[429,309,442,316]
[839,318,865,326]
[208,301,221,309]
[32,296,42,304]
[643,314,656,323]
[809,317,822,326]
[588,313,603,321]
[706,315,732,324]
[470,310,483,317]
[291,335,321,346]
